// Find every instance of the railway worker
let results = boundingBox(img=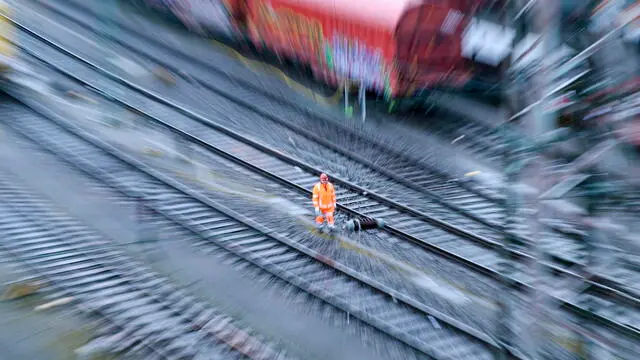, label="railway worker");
[312,173,336,230]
